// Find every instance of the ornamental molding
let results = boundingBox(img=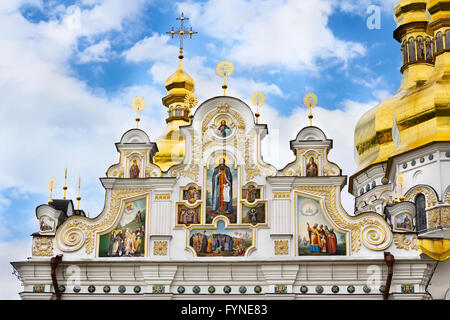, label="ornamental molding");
[404,184,438,207]
[294,186,393,252]
[393,234,418,251]
[274,240,289,255]
[153,241,168,256]
[56,189,149,254]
